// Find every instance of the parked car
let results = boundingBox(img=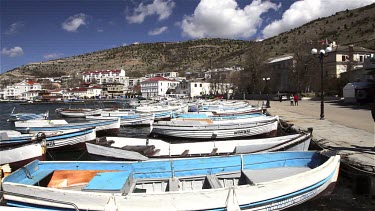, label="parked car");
[273,94,288,101]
